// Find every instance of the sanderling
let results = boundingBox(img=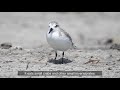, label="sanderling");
[46,21,75,64]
